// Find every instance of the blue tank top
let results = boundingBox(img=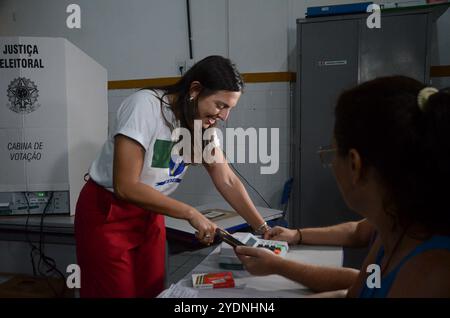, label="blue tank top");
[359,235,450,298]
